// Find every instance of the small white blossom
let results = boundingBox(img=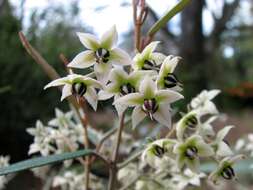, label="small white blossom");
[173,135,214,172]
[114,77,184,129]
[133,41,166,71]
[190,89,220,114]
[68,26,132,84]
[44,74,102,110]
[0,156,10,190]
